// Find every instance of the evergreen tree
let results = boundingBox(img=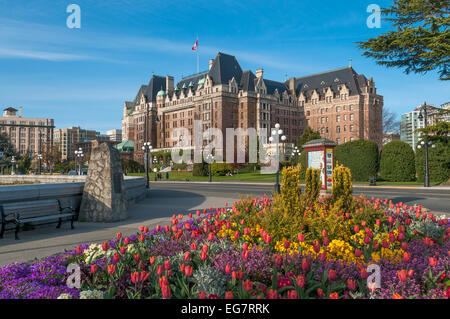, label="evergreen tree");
[357,0,449,81]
